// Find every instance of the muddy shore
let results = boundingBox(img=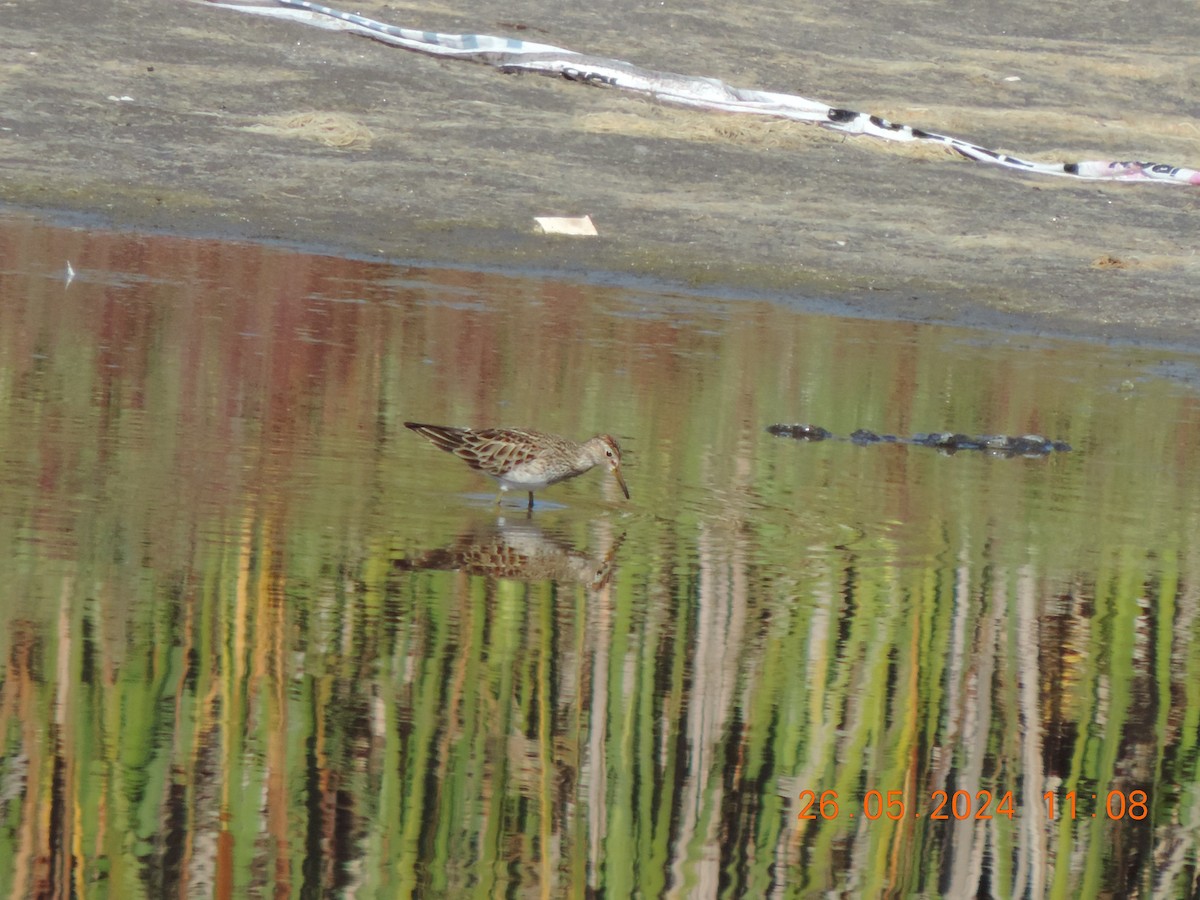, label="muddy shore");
[3,0,1198,345]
